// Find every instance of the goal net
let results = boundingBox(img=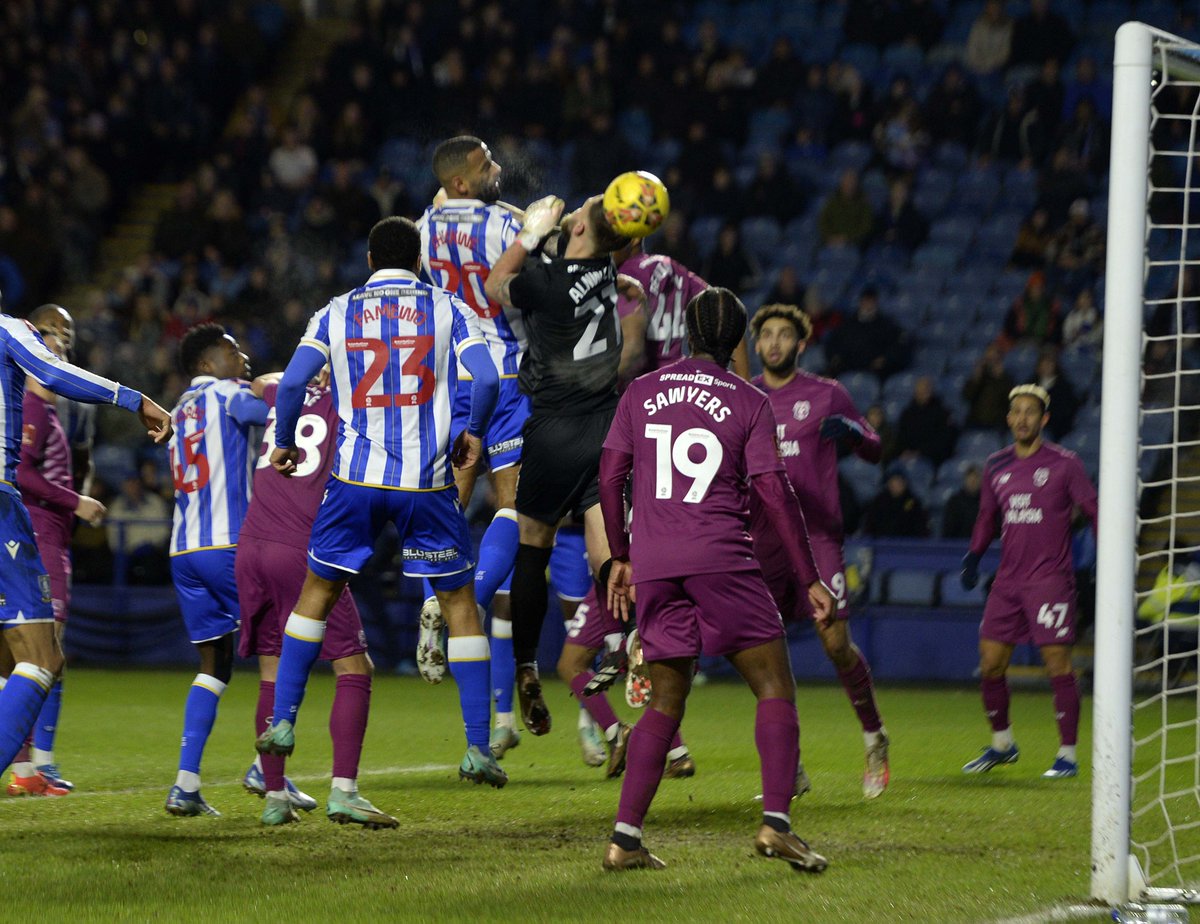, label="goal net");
[1094,22,1200,904]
